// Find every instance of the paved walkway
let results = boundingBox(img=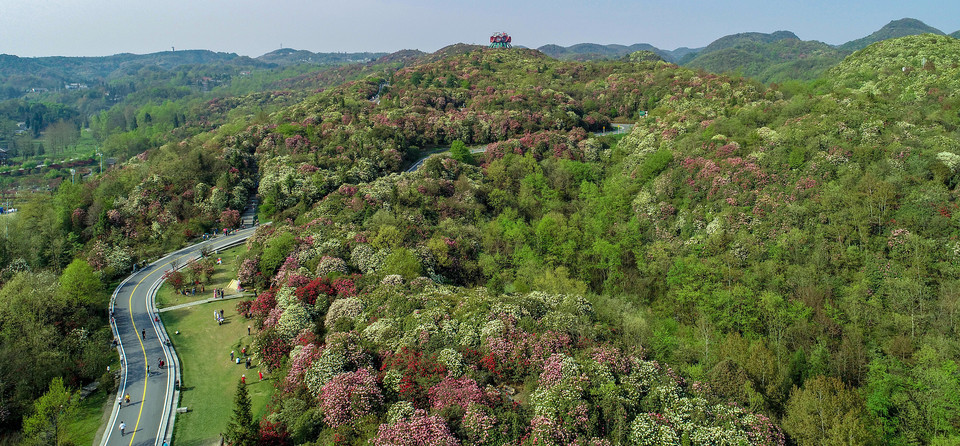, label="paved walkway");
[158,292,251,313]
